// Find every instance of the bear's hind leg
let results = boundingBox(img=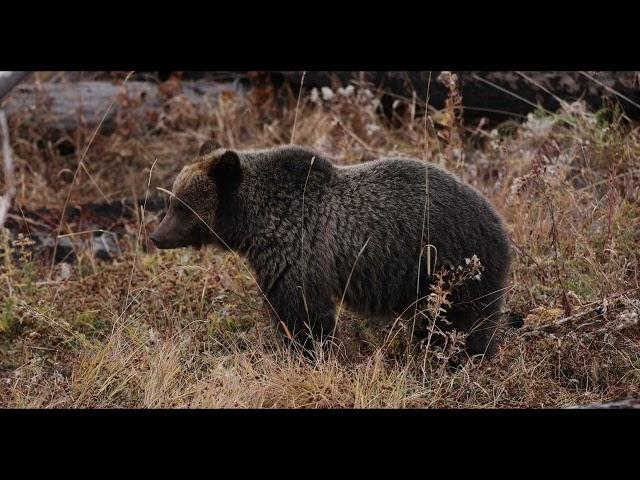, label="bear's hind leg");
[449,307,503,359]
